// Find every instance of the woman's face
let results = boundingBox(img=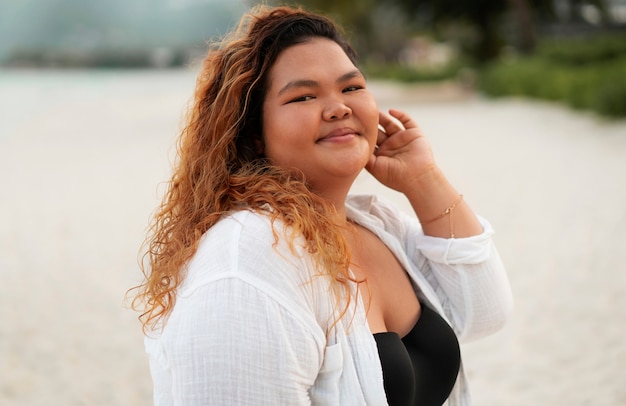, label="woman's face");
[262,37,379,194]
